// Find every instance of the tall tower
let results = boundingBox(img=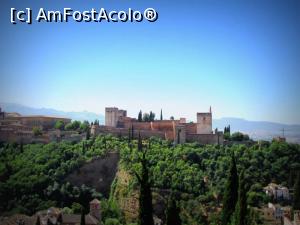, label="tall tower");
[105,107,119,127]
[89,199,101,221]
[196,107,212,134]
